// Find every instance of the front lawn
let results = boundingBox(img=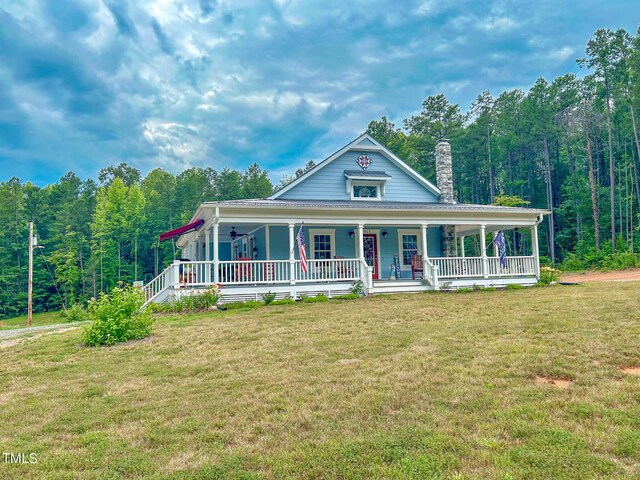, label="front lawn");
[0,310,63,330]
[1,283,639,479]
